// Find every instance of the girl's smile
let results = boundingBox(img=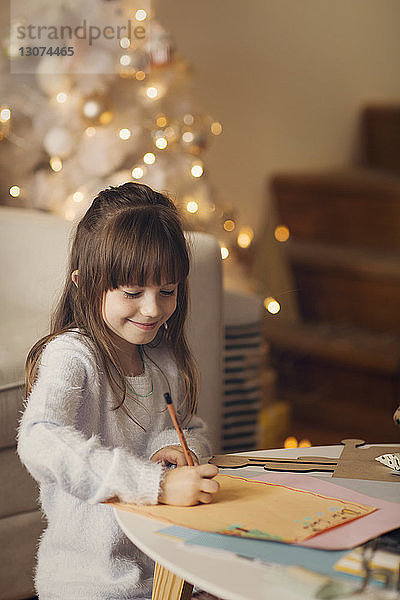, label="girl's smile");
[127,320,159,330]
